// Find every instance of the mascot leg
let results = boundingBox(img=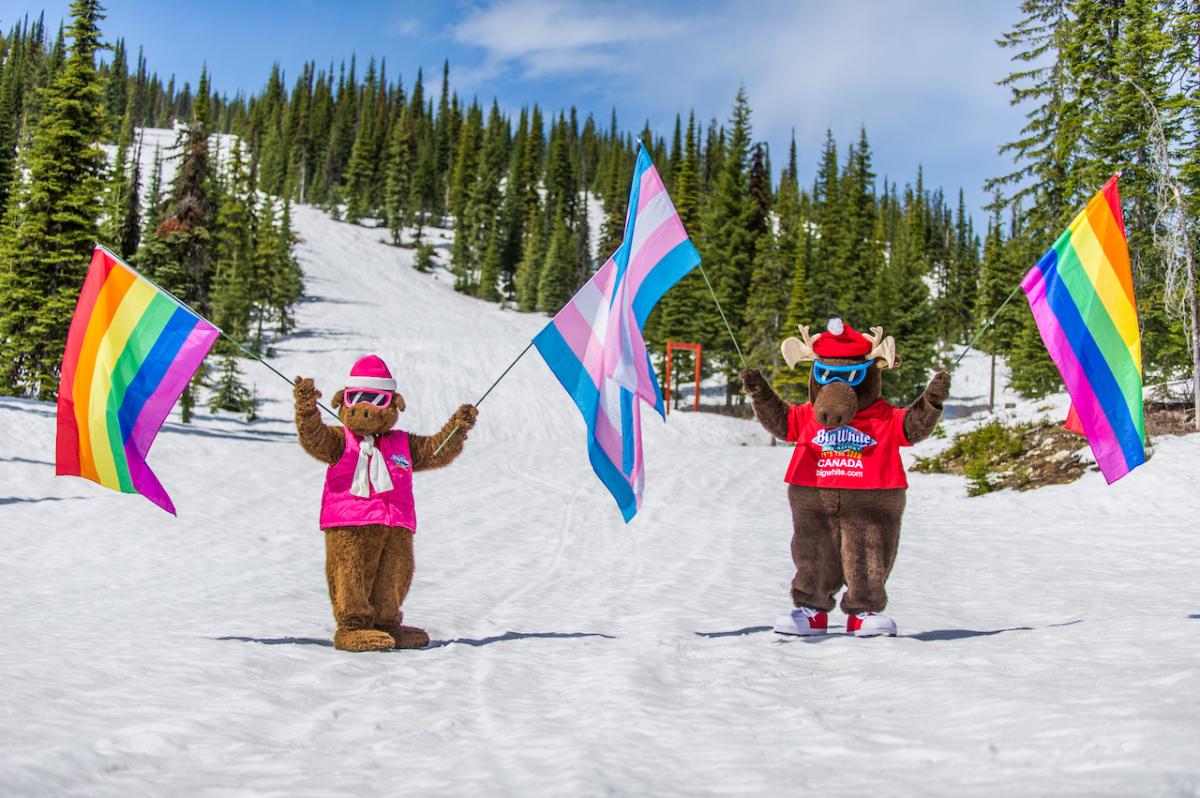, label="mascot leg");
[370,529,430,649]
[325,526,396,652]
[838,489,905,616]
[788,485,844,612]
